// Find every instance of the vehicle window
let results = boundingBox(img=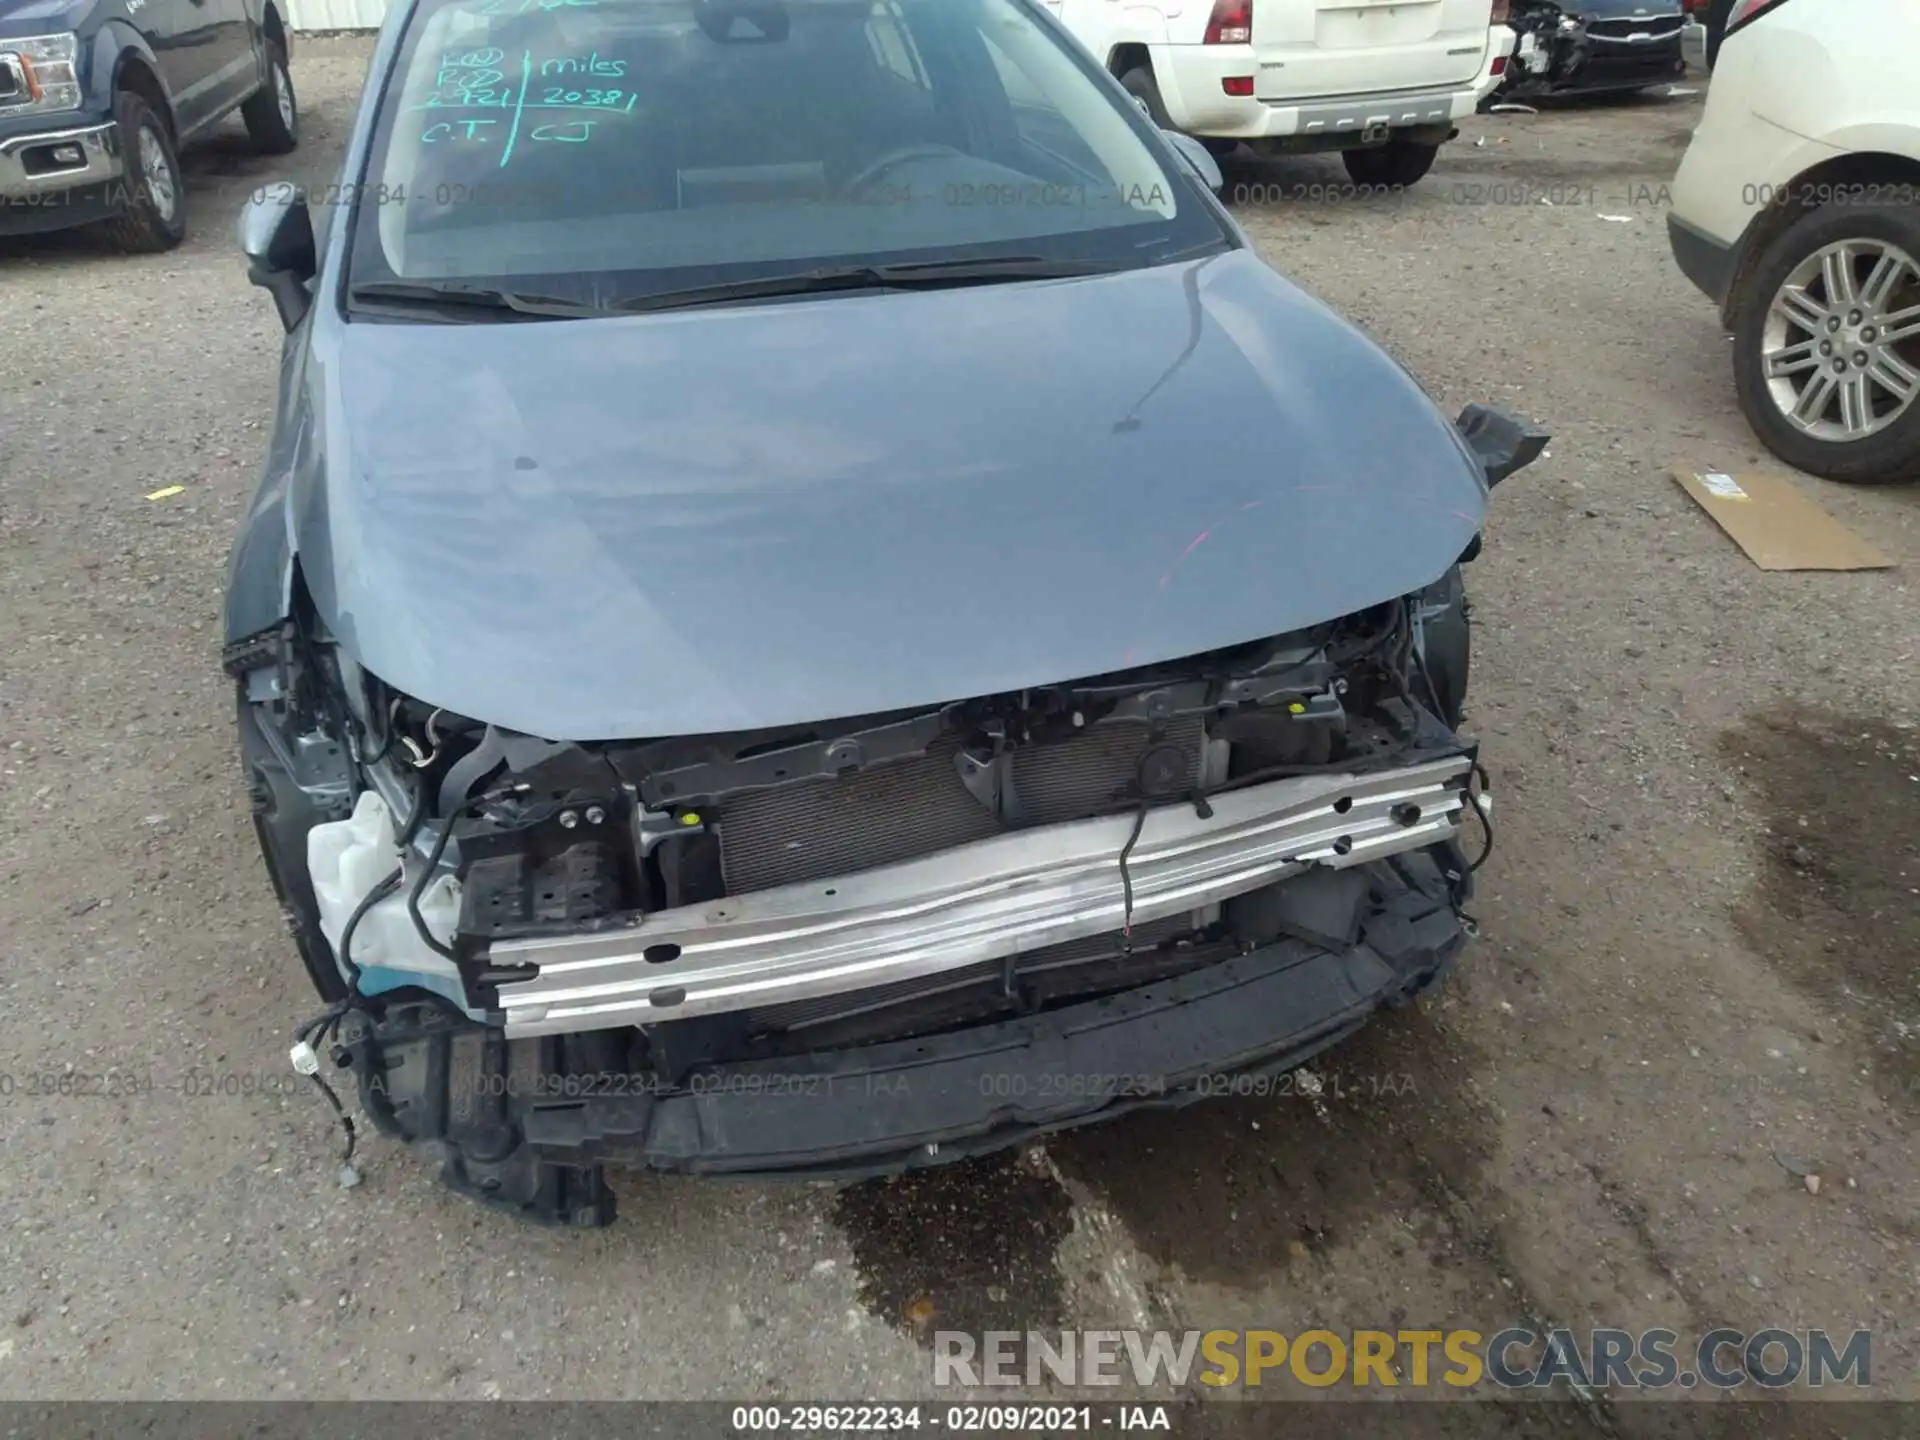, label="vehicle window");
[865,5,927,88]
[349,0,1225,305]
[977,27,1107,184]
